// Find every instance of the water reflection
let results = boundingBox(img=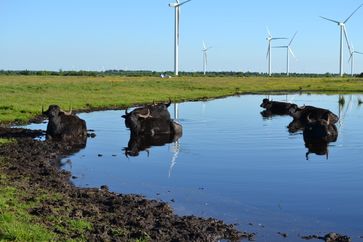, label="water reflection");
[123,132,182,157]
[168,140,180,178]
